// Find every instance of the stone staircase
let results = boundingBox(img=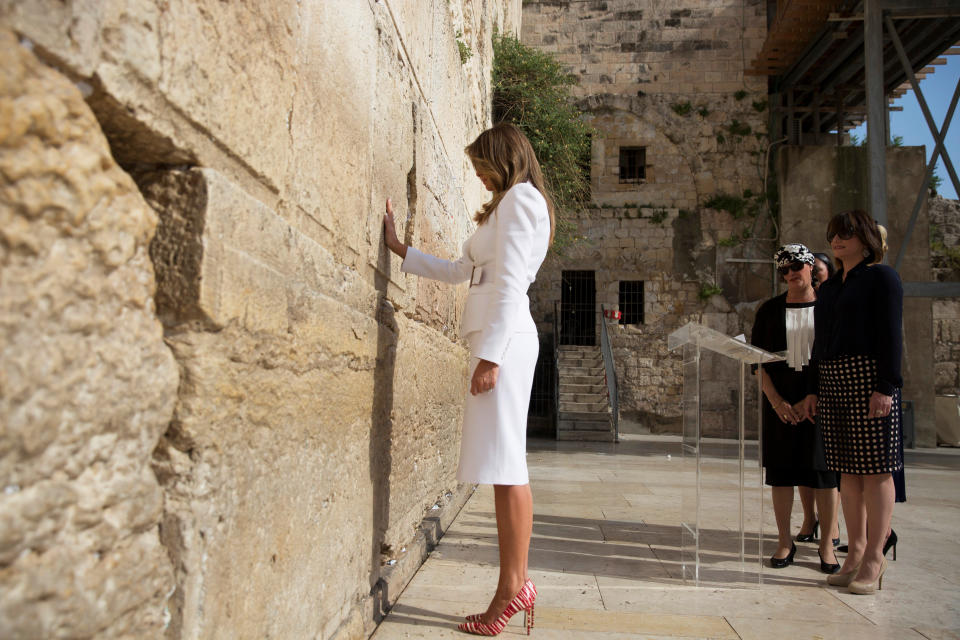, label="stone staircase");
[556,345,615,441]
